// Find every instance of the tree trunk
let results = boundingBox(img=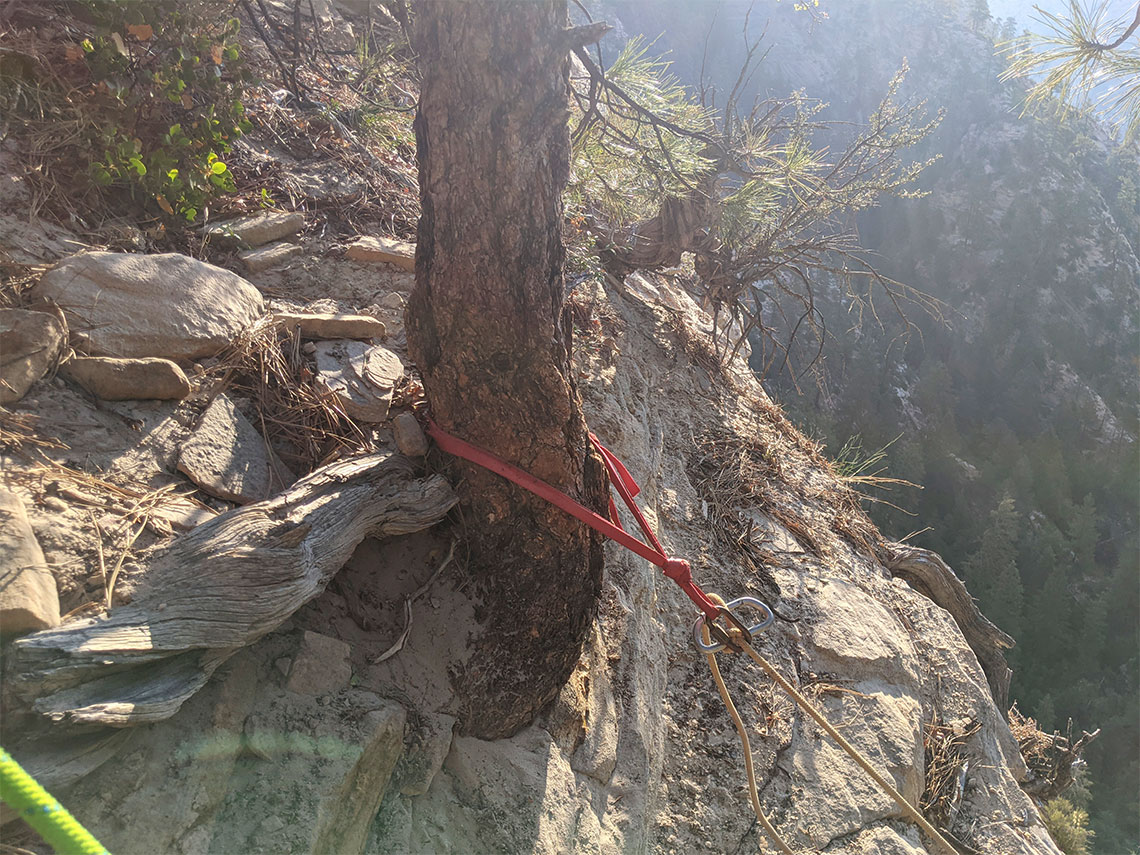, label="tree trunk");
[408,0,606,739]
